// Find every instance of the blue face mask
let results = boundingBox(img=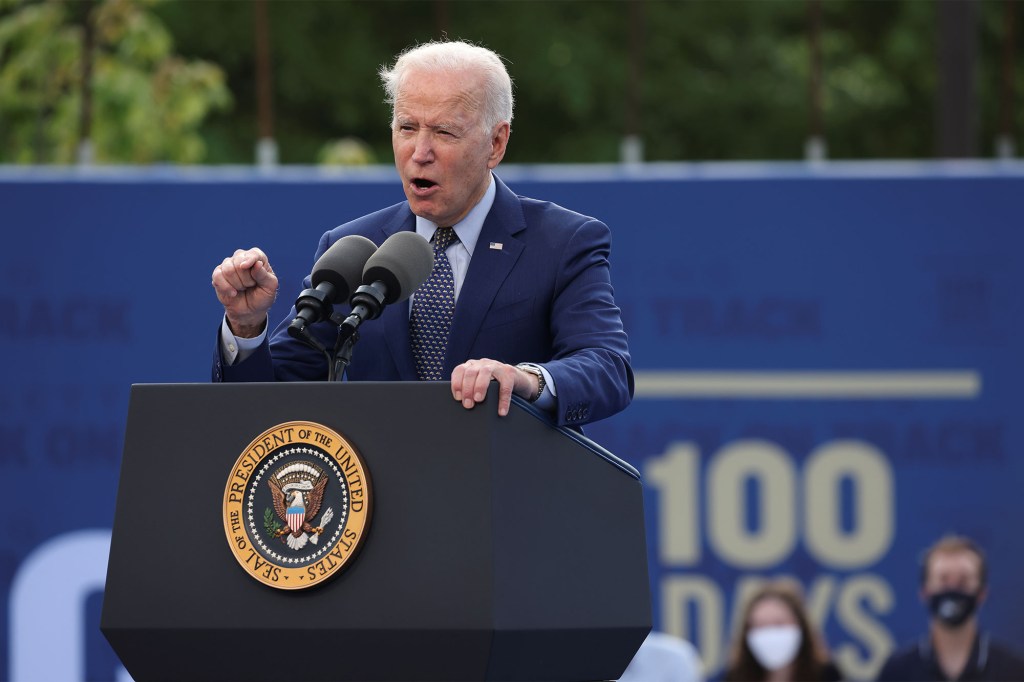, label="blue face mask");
[927,589,978,628]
